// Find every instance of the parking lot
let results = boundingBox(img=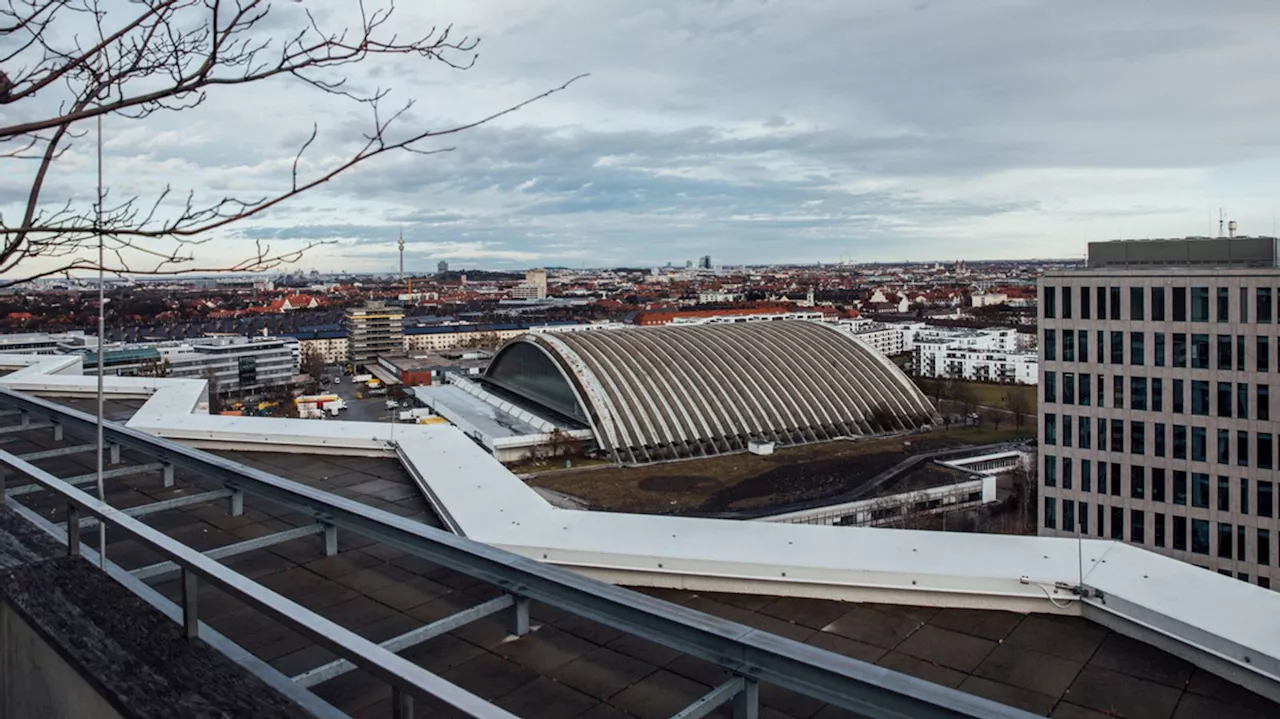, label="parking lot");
[321,372,403,423]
